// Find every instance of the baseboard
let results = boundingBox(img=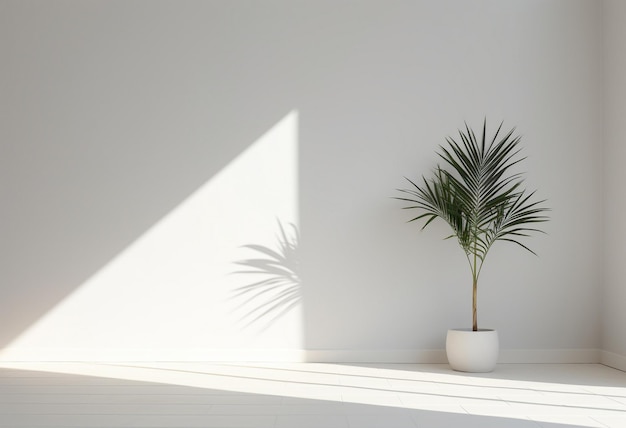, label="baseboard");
[600,350,626,371]
[303,349,447,363]
[0,348,309,362]
[0,347,602,364]
[498,348,601,364]
[306,348,601,364]
[0,348,449,363]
